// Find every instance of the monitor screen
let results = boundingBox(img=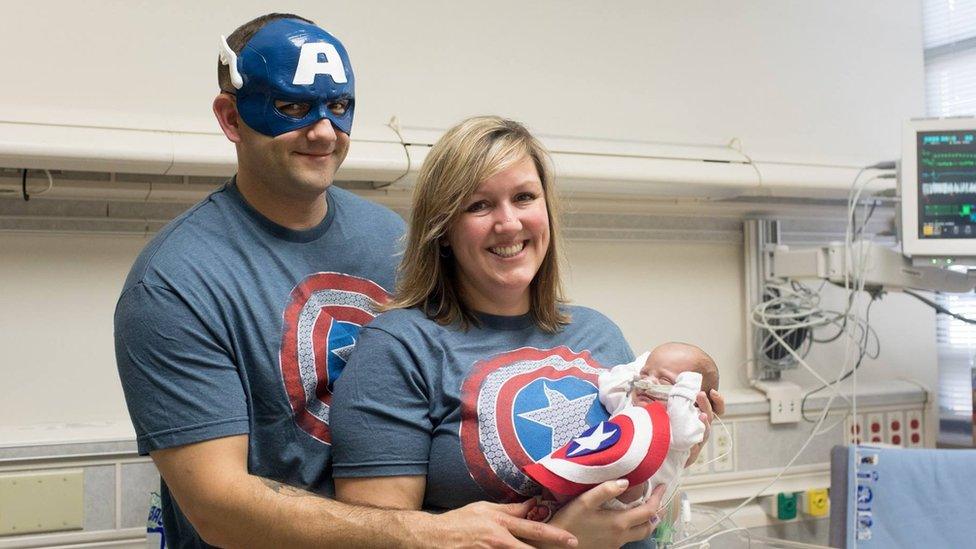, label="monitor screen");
[901,117,976,260]
[916,130,976,239]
